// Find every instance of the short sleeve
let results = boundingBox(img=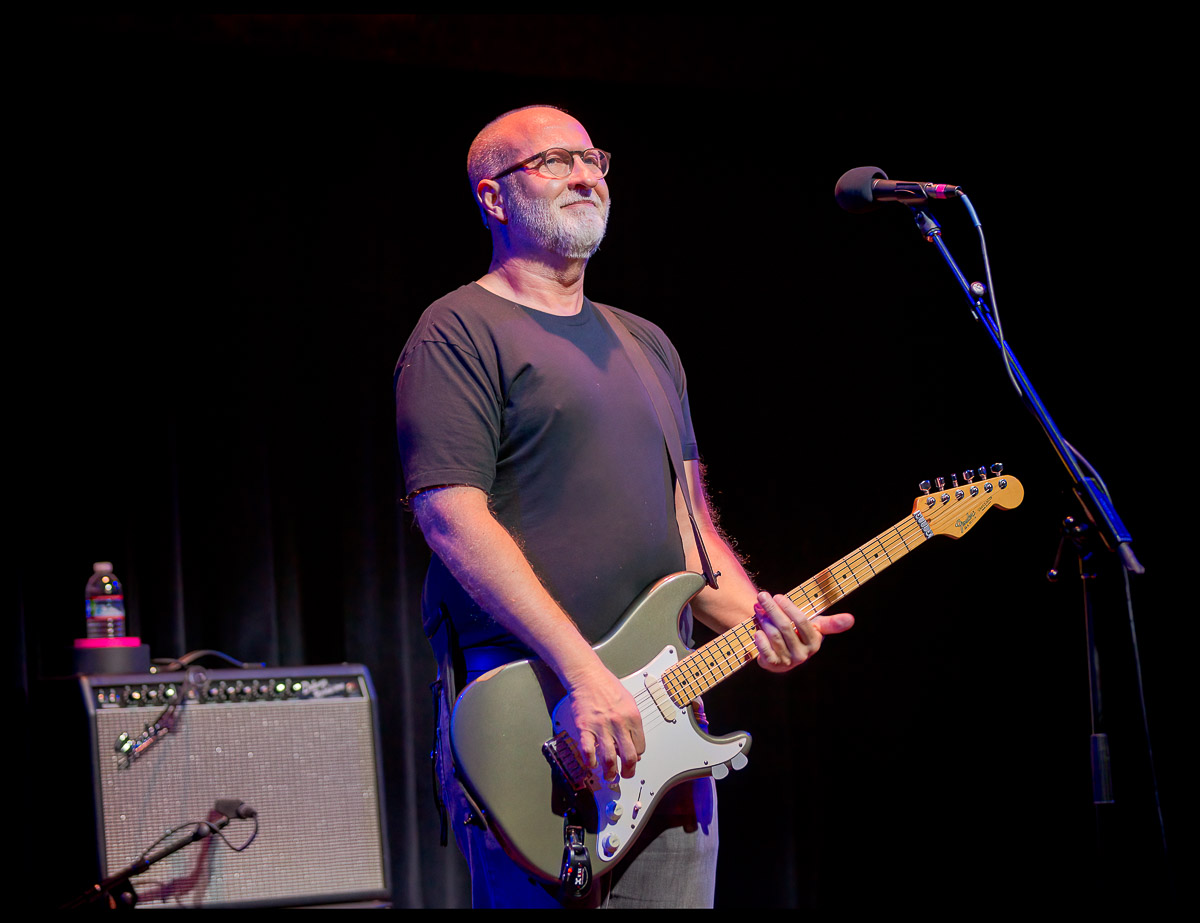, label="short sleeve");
[394,338,502,498]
